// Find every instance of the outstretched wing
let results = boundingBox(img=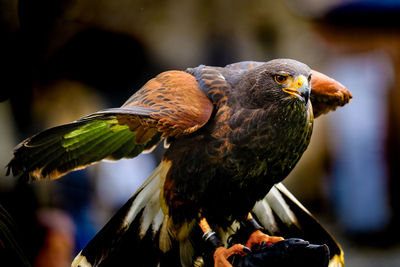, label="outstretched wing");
[225,61,352,118]
[7,71,213,180]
